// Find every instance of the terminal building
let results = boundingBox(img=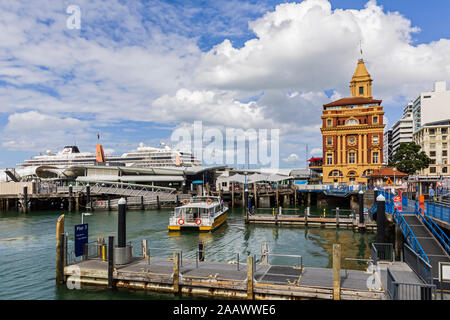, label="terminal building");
[321,59,385,185]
